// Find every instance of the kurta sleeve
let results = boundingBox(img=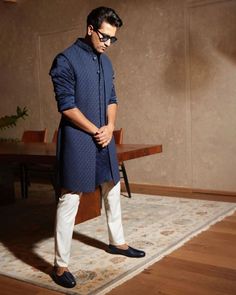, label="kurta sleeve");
[109,73,118,105]
[49,54,76,112]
